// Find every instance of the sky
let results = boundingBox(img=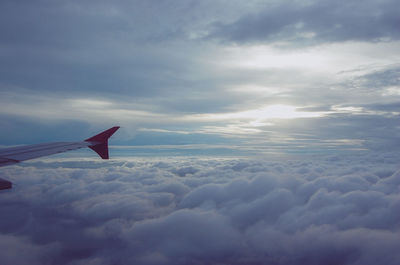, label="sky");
[0,0,399,154]
[1,1,400,264]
